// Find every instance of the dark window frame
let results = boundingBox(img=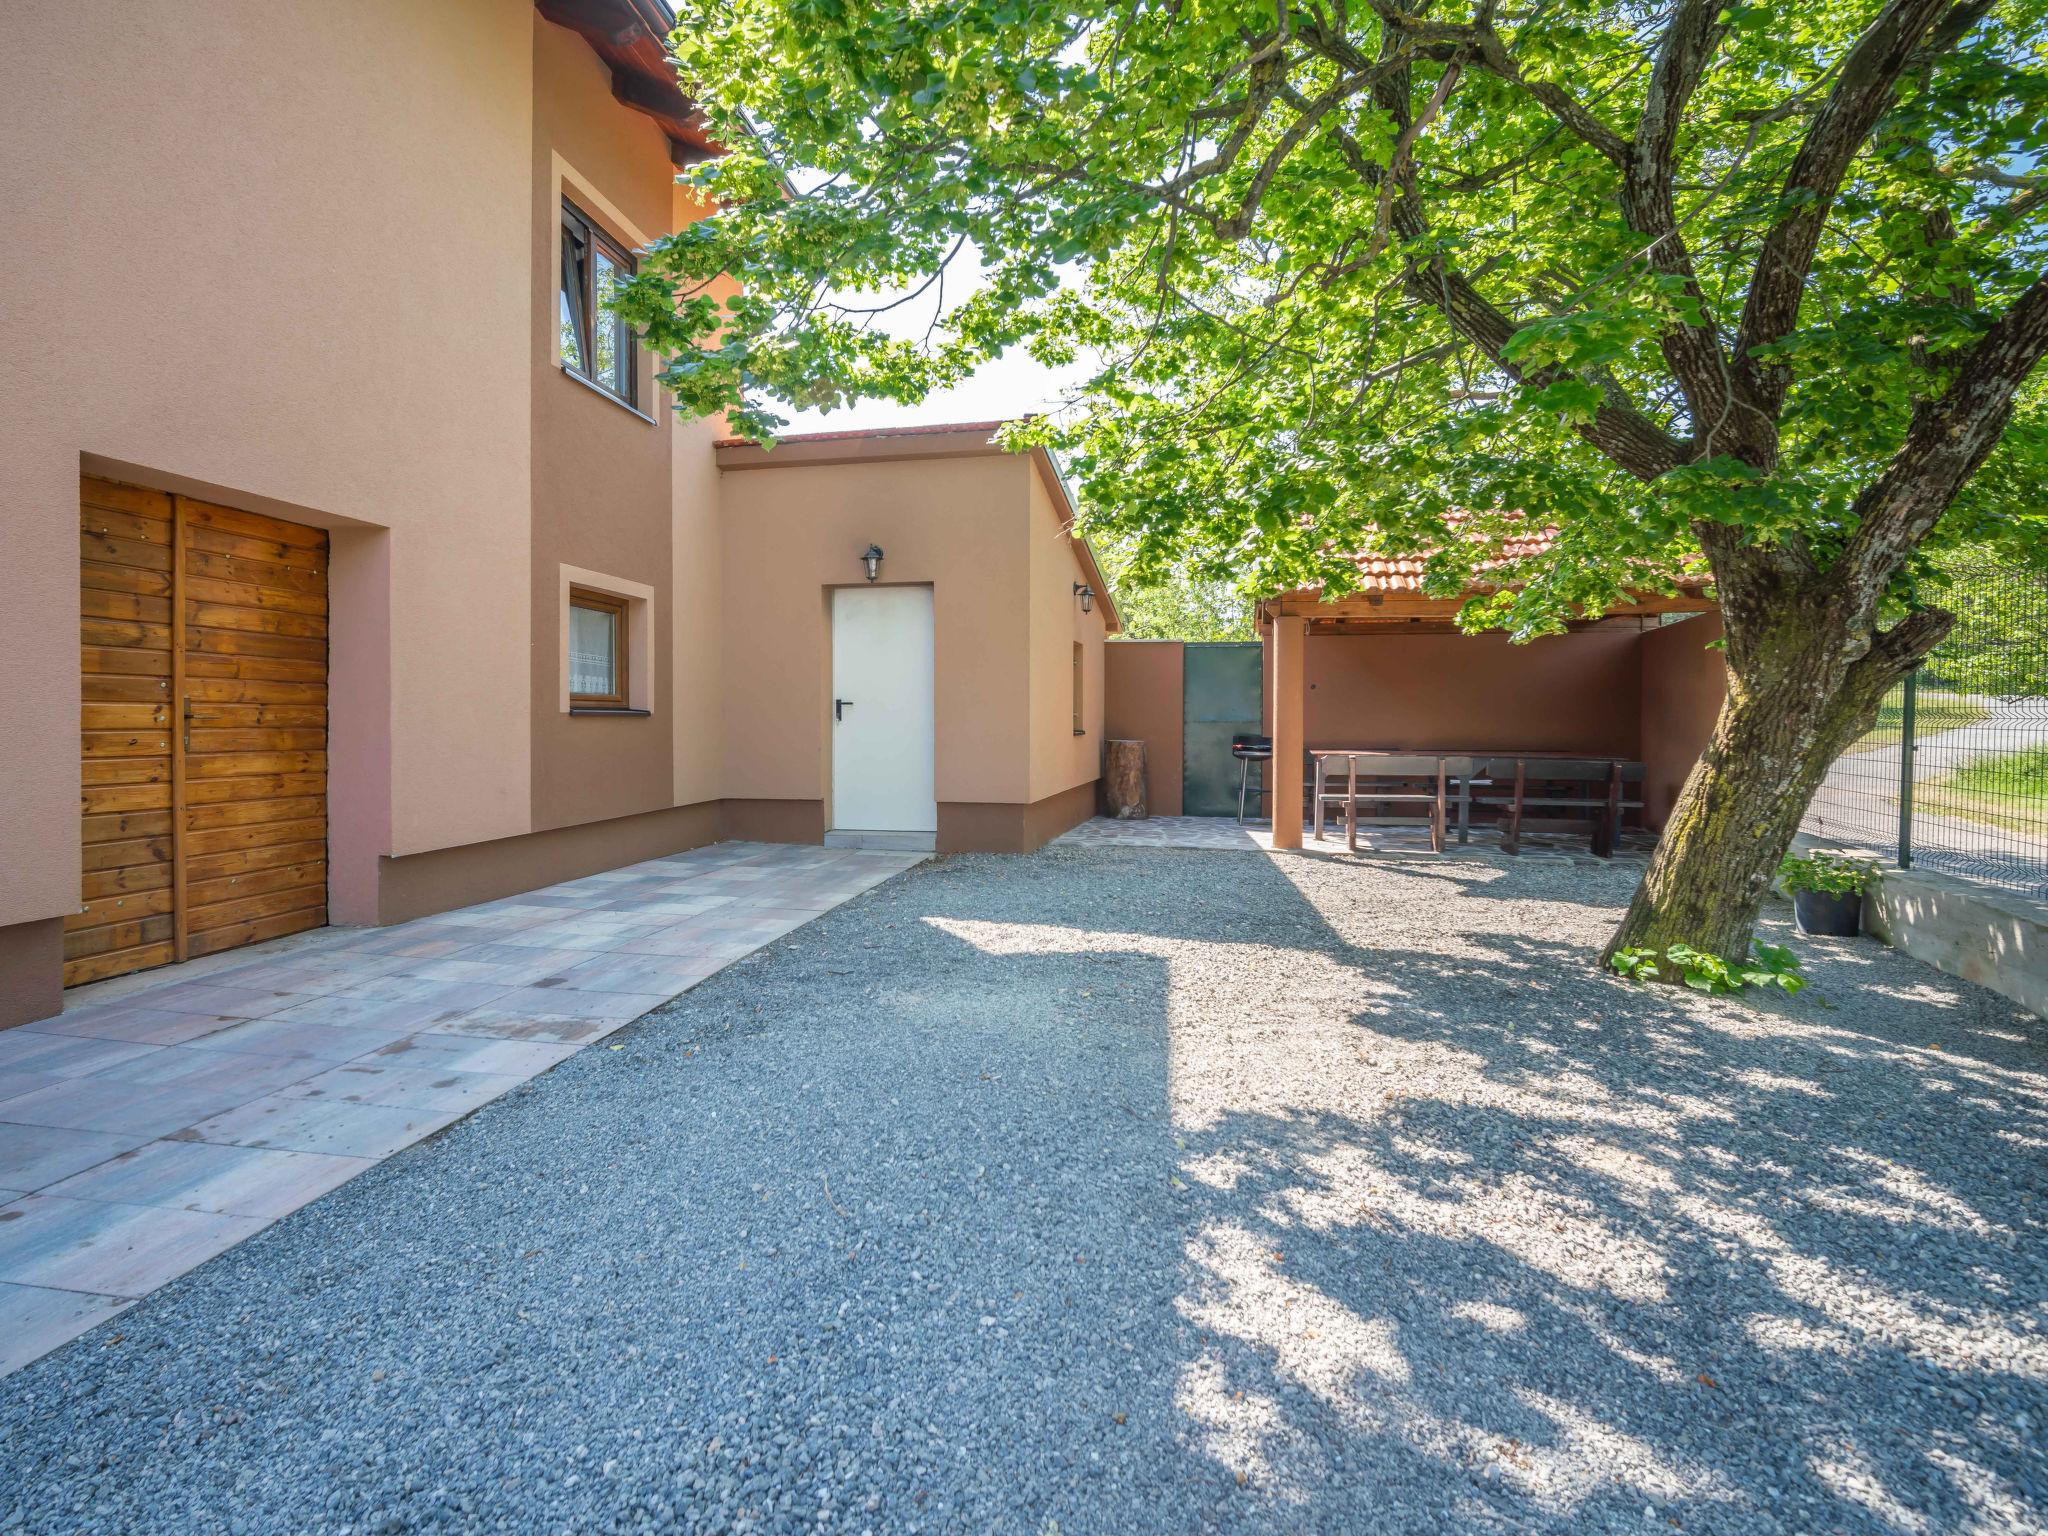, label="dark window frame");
[559,198,639,408]
[568,585,631,709]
